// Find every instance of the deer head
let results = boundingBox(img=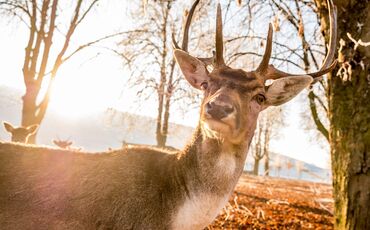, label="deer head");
[3,122,39,143]
[53,138,73,149]
[173,0,336,145]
